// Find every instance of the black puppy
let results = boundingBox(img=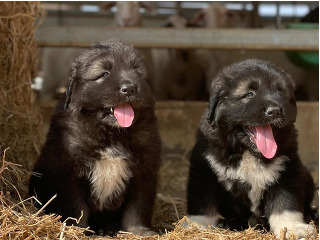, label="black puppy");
[187,59,315,238]
[29,39,161,236]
